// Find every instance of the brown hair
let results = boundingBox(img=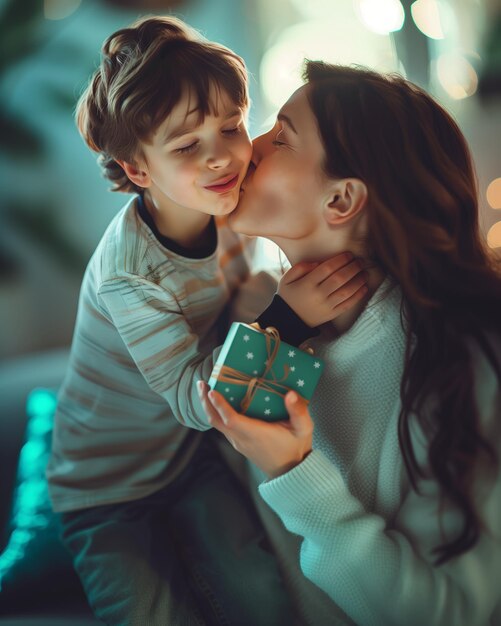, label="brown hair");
[76,16,249,193]
[304,61,501,565]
